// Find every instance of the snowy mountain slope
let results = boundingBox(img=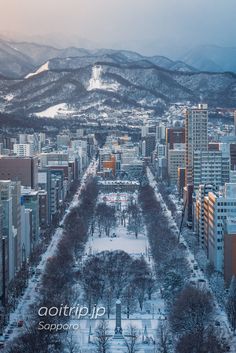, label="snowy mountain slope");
[1,61,236,118]
[25,61,50,78]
